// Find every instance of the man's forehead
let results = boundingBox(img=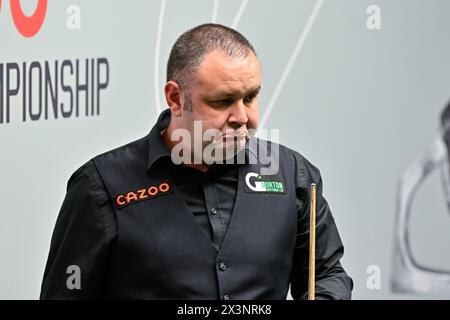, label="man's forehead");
[195,50,261,96]
[209,85,261,97]
[196,80,261,98]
